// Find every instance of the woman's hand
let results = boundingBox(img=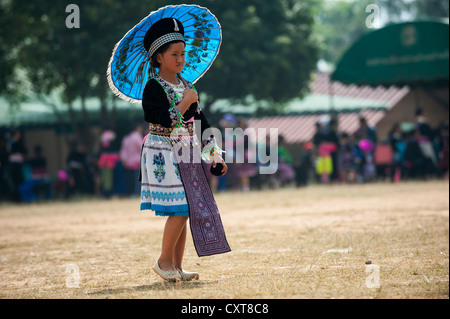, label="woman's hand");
[177,89,198,115]
[183,89,198,105]
[212,154,228,175]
